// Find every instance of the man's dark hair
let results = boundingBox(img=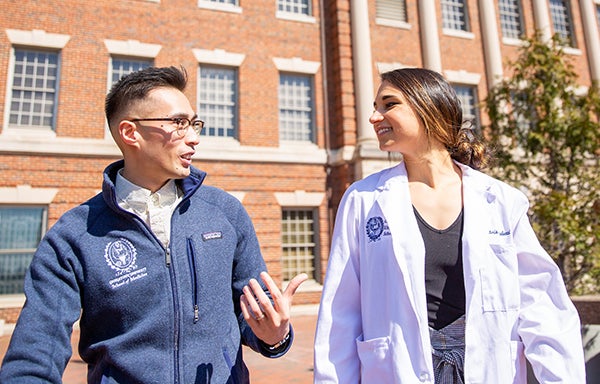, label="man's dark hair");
[105,66,188,128]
